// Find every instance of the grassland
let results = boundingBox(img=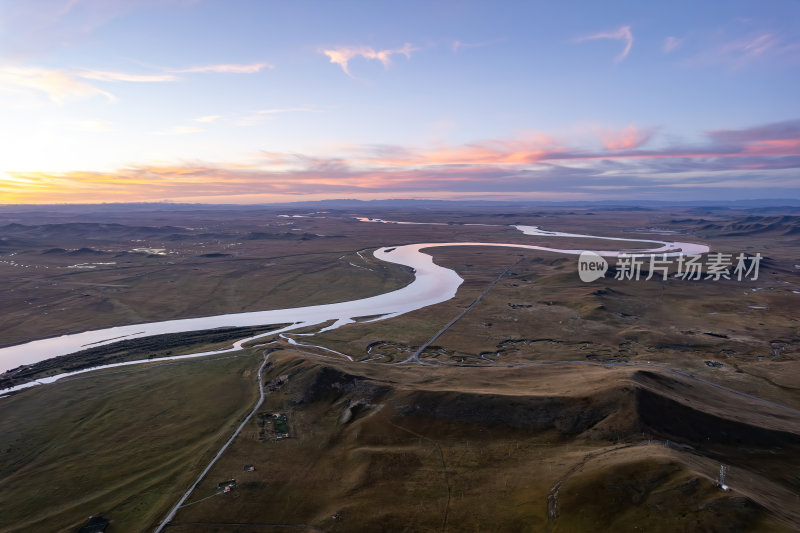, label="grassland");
[0,204,798,531]
[0,350,264,532]
[165,350,797,532]
[0,205,659,348]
